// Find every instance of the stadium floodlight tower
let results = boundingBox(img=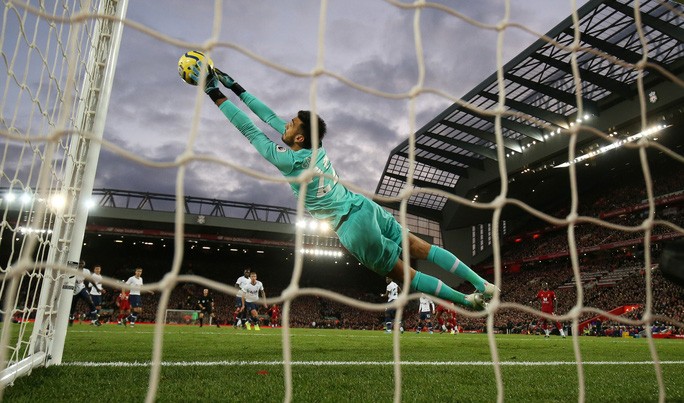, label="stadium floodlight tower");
[0,0,129,391]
